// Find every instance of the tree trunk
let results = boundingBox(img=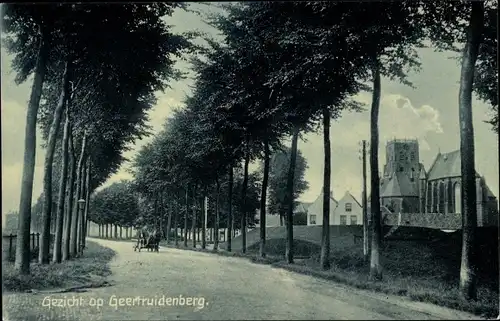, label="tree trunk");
[280,215,284,226]
[70,133,87,256]
[114,224,118,239]
[320,107,331,270]
[120,226,123,239]
[15,27,50,274]
[81,159,91,250]
[105,224,109,238]
[459,1,483,301]
[369,57,383,281]
[241,144,250,253]
[201,192,206,249]
[184,186,189,247]
[285,124,300,264]
[63,134,76,261]
[166,203,172,244]
[260,138,270,258]
[227,165,234,252]
[174,196,179,246]
[39,61,71,264]
[53,105,70,263]
[192,185,197,248]
[214,180,220,251]
[77,155,88,253]
[362,140,369,261]
[98,224,101,238]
